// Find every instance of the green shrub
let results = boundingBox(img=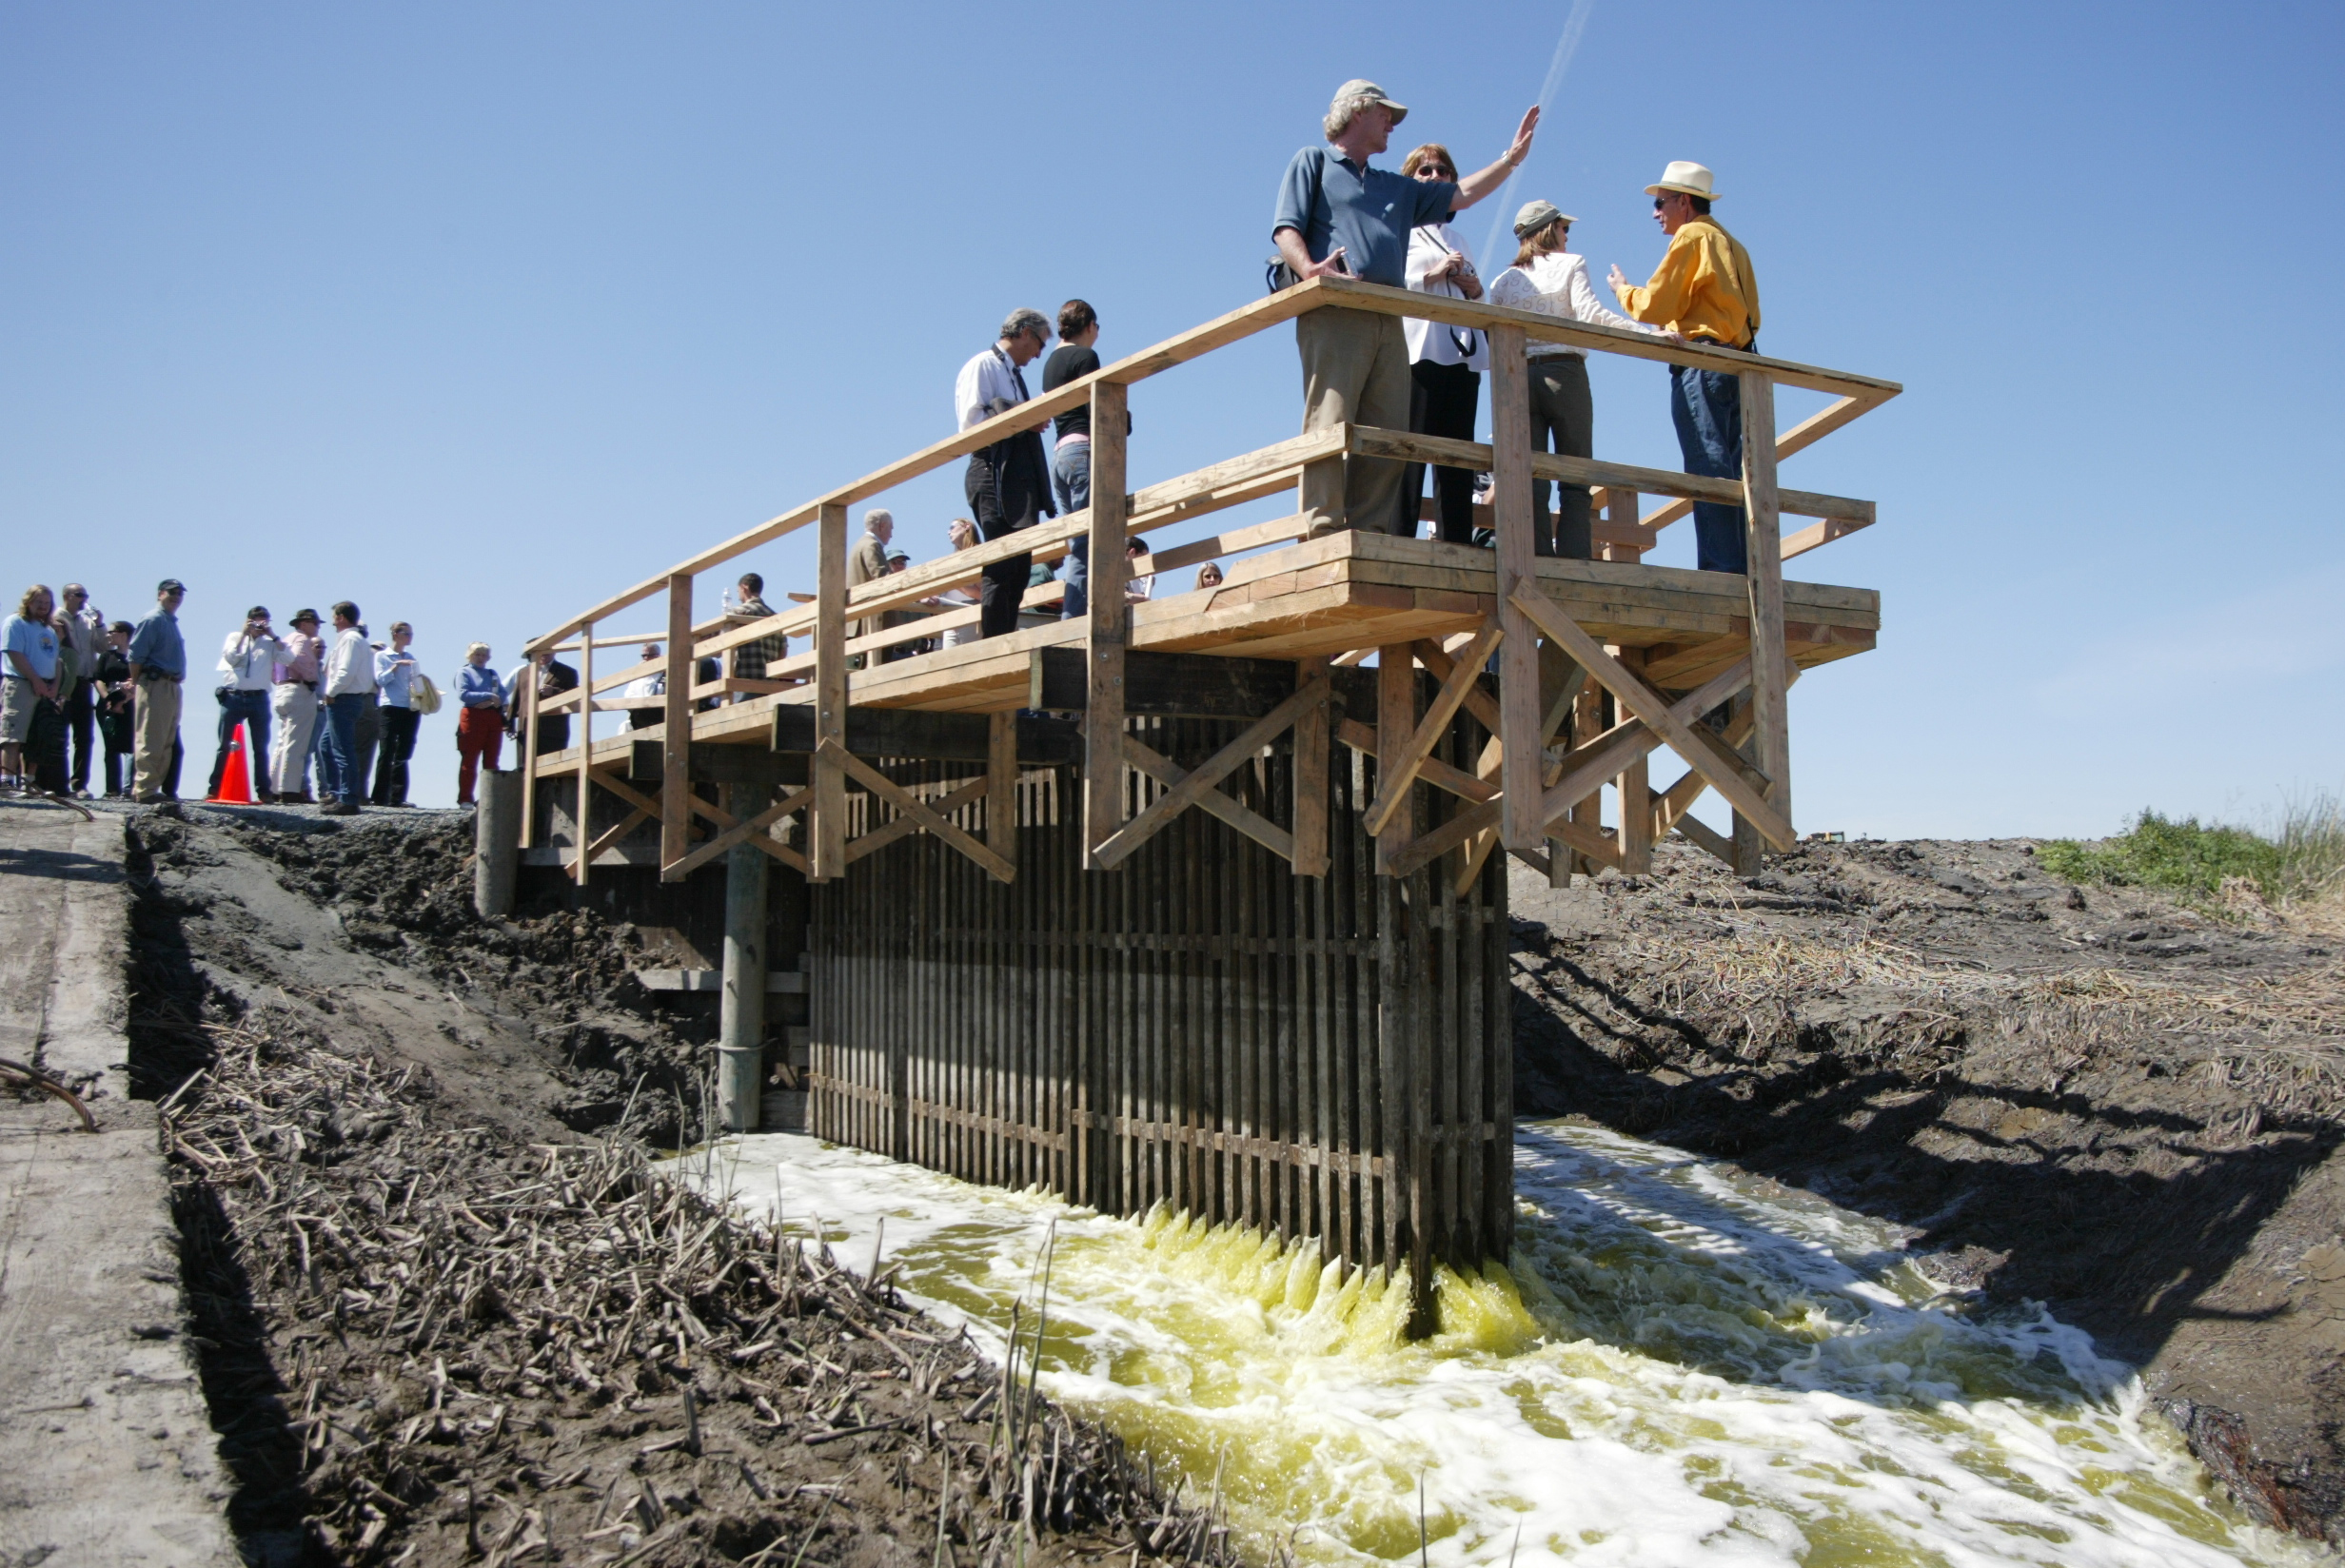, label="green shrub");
[2040,810,2281,900]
